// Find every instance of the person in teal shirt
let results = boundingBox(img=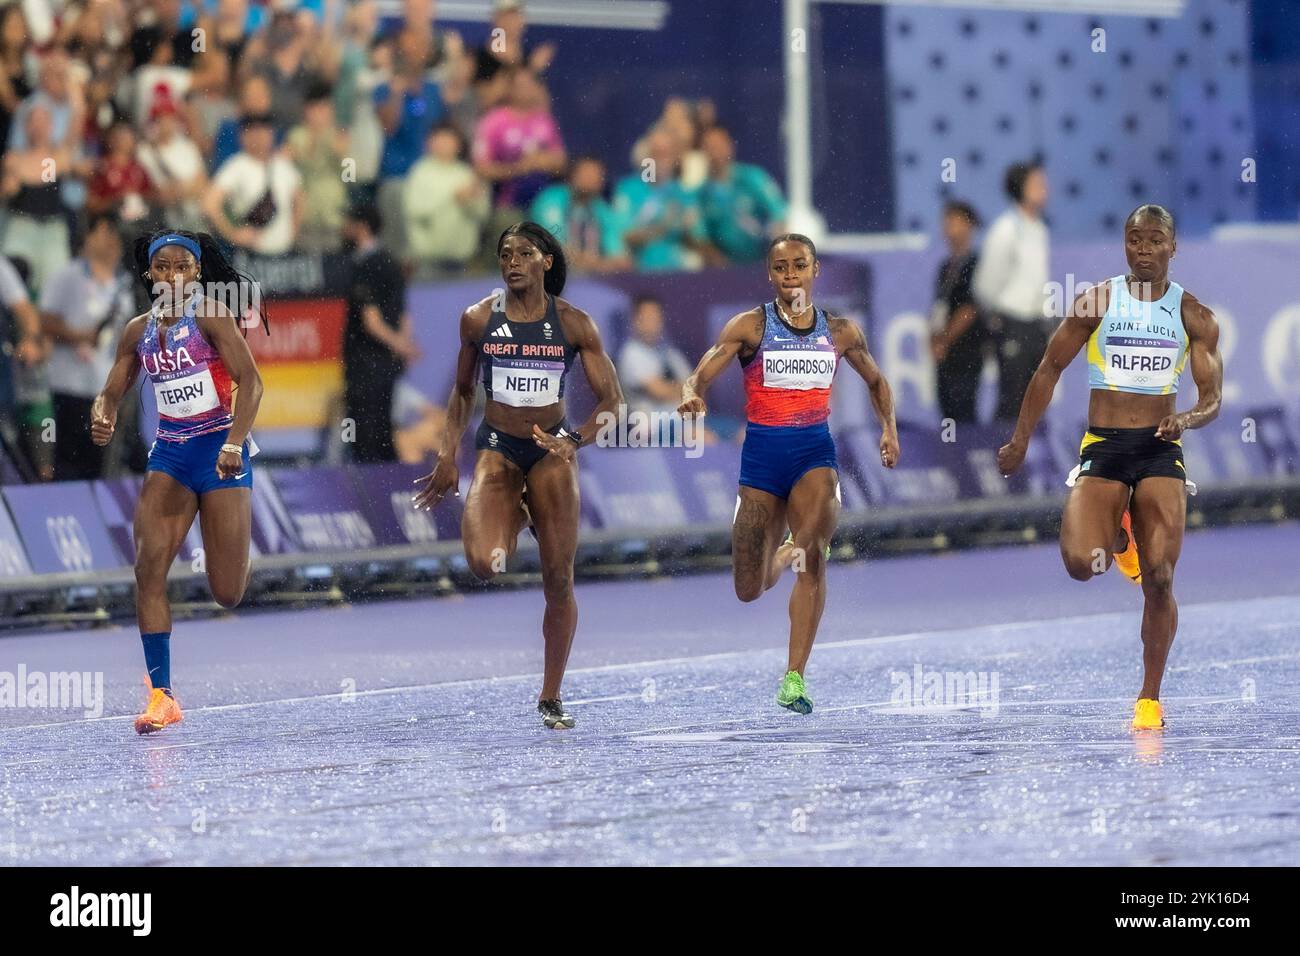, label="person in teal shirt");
[530,156,630,272]
[697,125,788,264]
[611,127,705,271]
